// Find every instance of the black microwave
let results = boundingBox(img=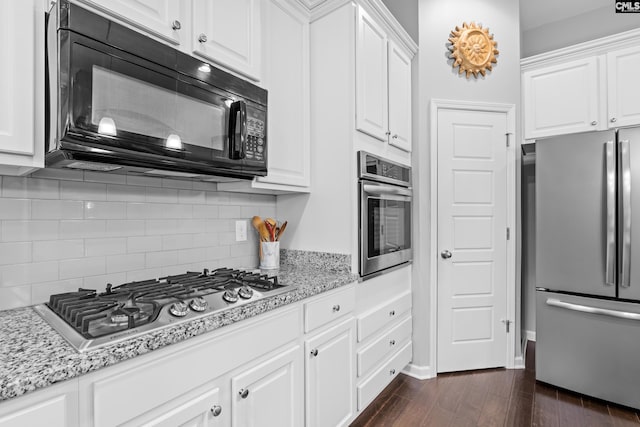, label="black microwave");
[46,0,267,180]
